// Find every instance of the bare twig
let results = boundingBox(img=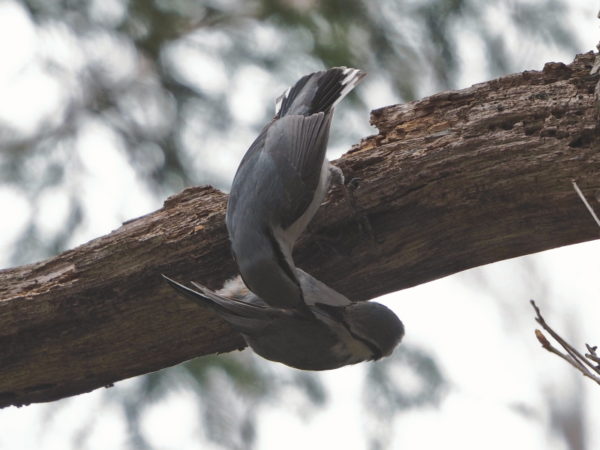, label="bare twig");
[530,300,600,386]
[572,180,600,228]
[585,344,600,366]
